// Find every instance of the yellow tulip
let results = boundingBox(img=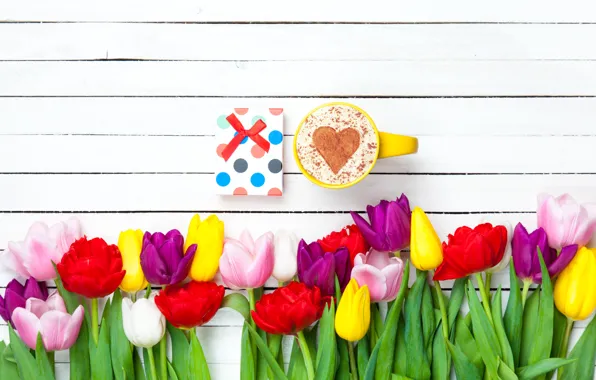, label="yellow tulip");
[185,214,225,282]
[118,229,148,293]
[554,247,596,321]
[335,279,370,342]
[410,207,443,271]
